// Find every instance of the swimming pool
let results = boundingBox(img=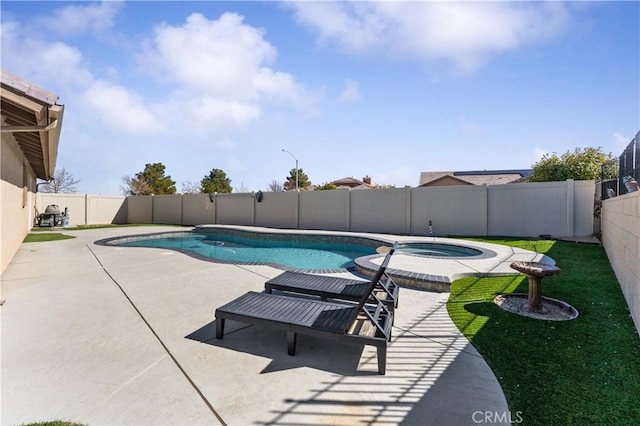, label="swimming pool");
[109,231,377,270]
[101,228,484,271]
